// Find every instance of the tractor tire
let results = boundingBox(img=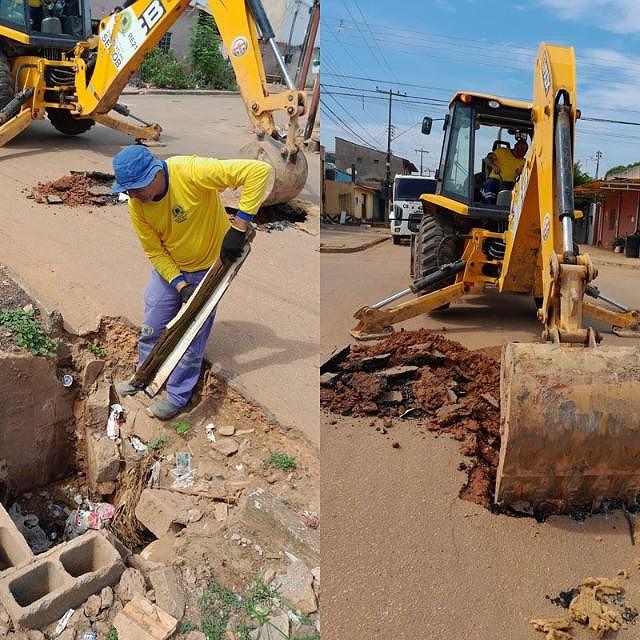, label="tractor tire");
[413,212,459,310]
[0,53,15,111]
[47,108,95,136]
